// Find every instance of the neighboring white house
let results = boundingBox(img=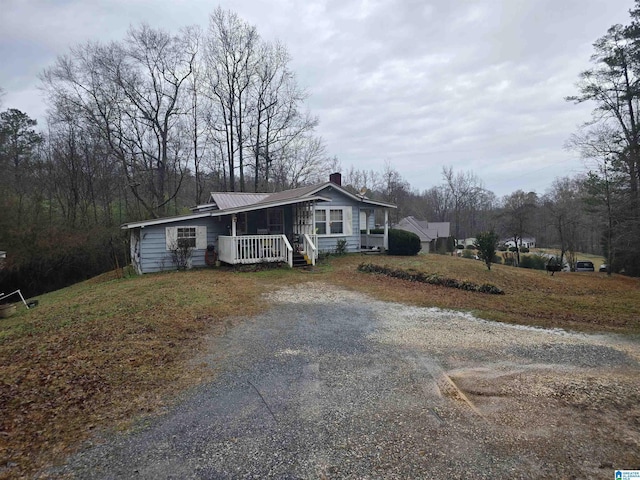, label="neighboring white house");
[394,216,451,253]
[121,173,396,274]
[503,237,536,249]
[459,238,477,248]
